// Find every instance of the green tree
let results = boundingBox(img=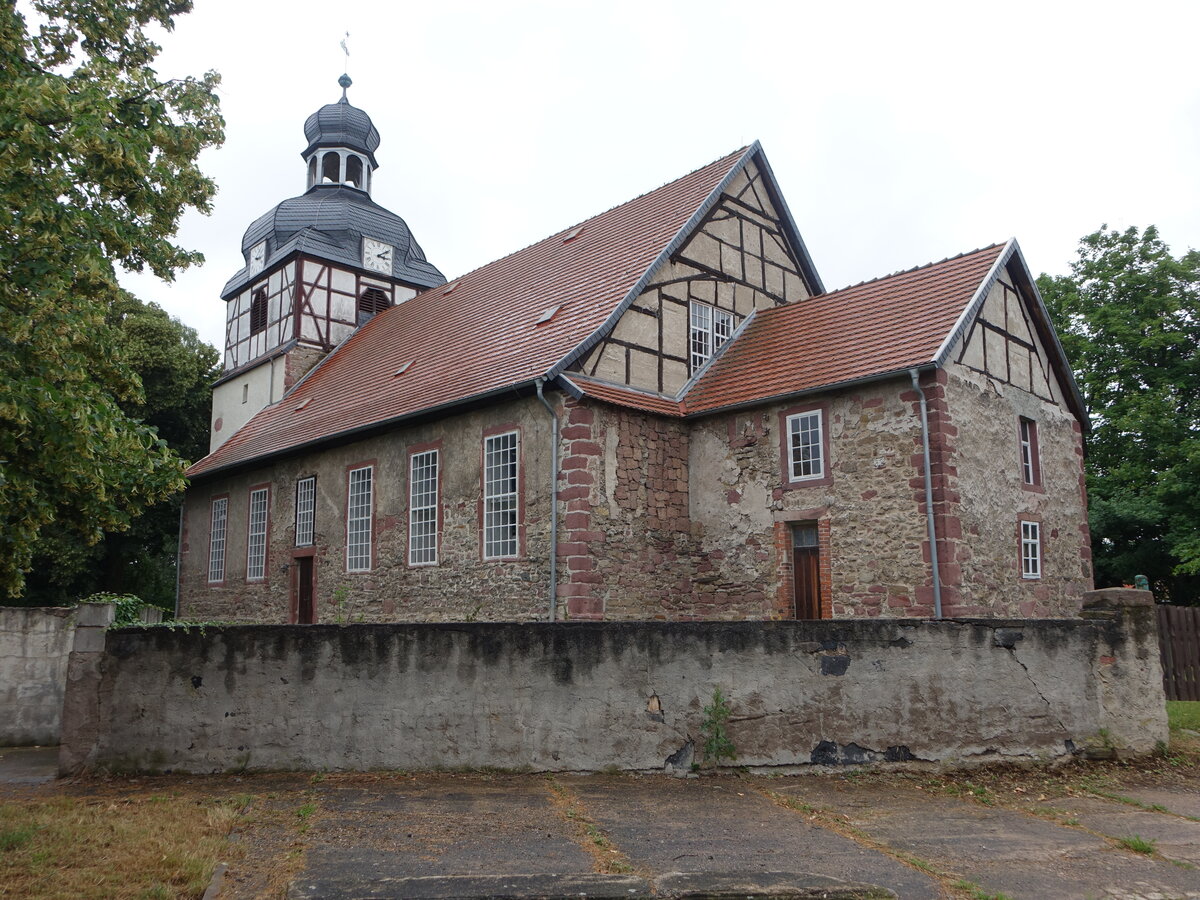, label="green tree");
[18,294,219,608]
[1038,226,1200,603]
[0,1,223,599]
